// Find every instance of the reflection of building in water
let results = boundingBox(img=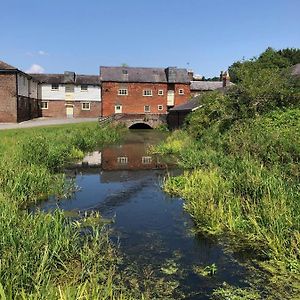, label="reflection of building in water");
[76,151,102,167]
[102,144,165,171]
